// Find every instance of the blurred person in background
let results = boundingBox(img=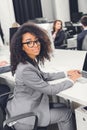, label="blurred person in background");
[77,15,87,50]
[52,20,66,49]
